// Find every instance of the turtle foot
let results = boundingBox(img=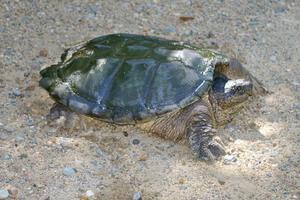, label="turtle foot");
[198,136,226,161]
